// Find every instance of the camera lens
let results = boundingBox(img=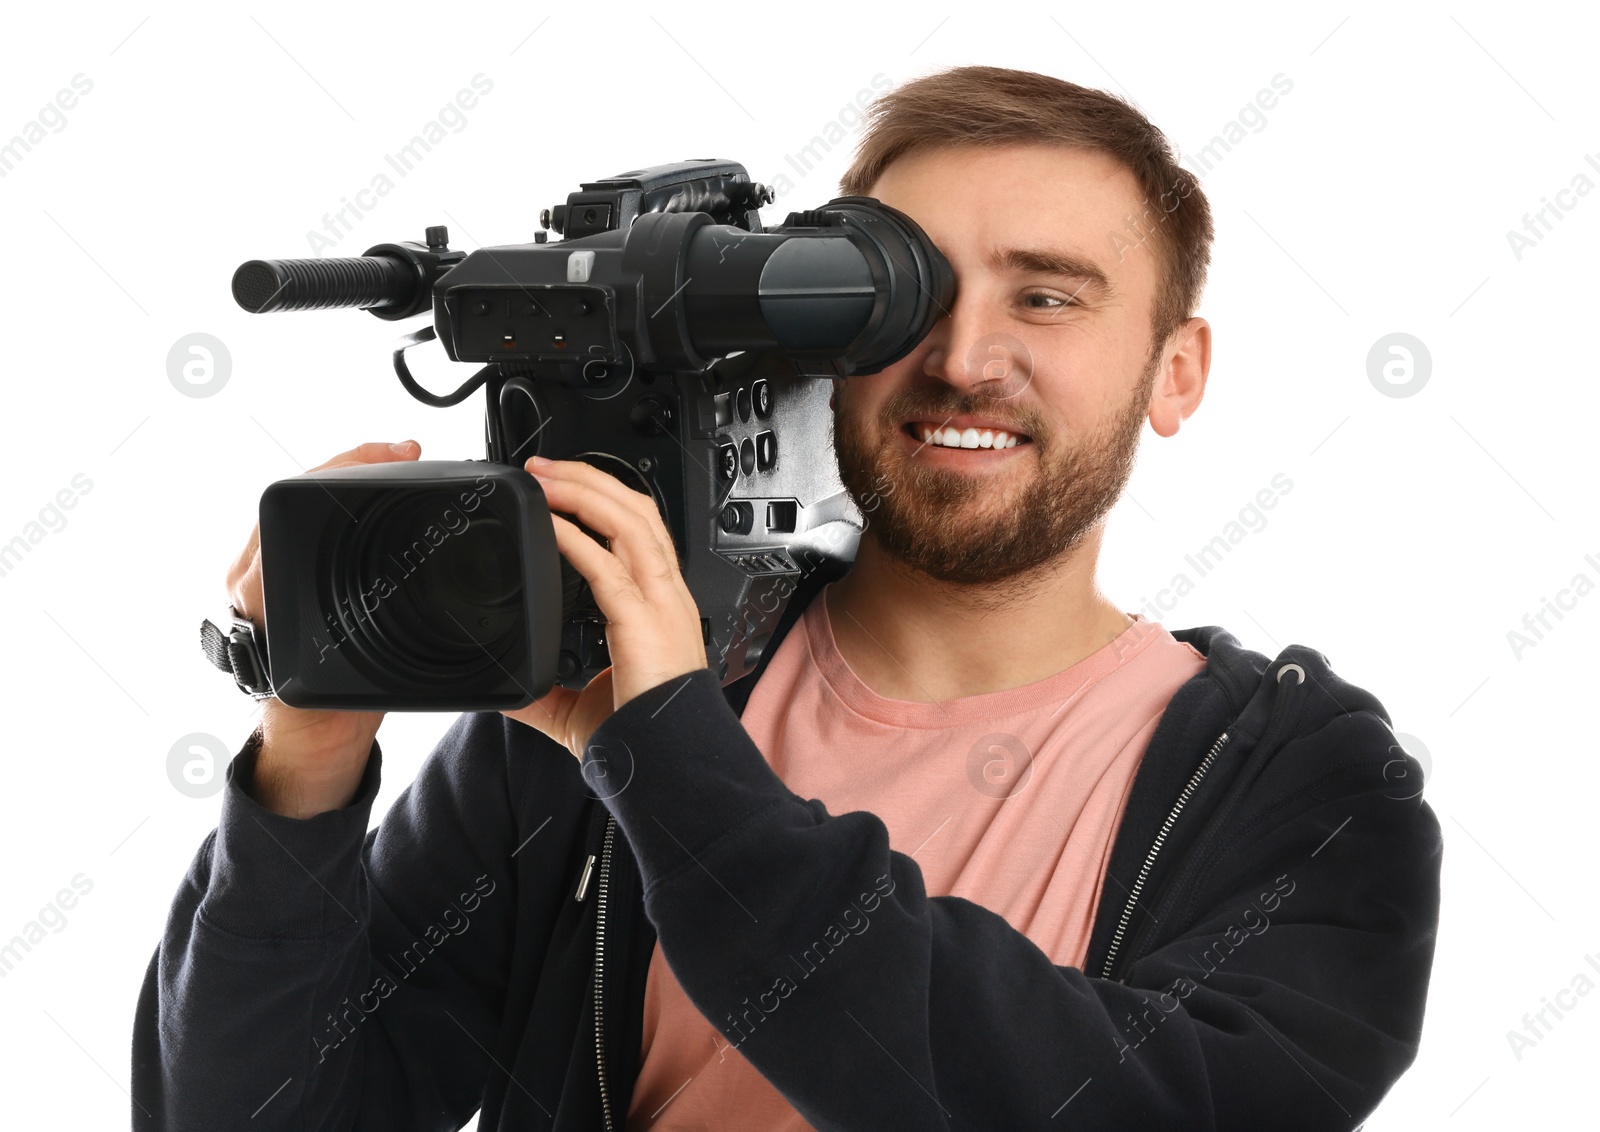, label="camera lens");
[420,514,522,627]
[328,488,525,687]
